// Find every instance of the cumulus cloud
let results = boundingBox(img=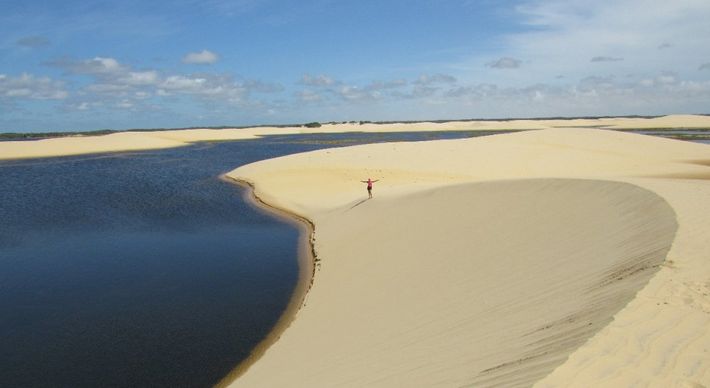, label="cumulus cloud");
[295,76,410,105]
[43,55,282,113]
[0,73,67,100]
[156,73,262,105]
[300,74,336,87]
[47,57,126,76]
[657,42,672,49]
[337,85,376,101]
[409,85,439,98]
[445,83,500,99]
[590,56,624,62]
[577,75,624,95]
[75,102,91,110]
[159,75,207,92]
[638,73,677,87]
[85,83,132,94]
[47,58,161,100]
[122,71,160,85]
[244,79,284,93]
[16,35,50,48]
[182,50,219,64]
[700,63,710,71]
[486,57,522,69]
[438,67,710,118]
[367,79,407,90]
[413,73,457,85]
[296,90,322,102]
